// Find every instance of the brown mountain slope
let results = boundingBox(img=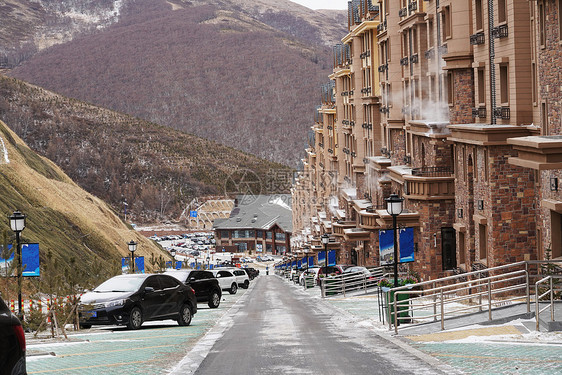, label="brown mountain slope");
[0,75,291,223]
[0,117,165,287]
[7,0,338,165]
